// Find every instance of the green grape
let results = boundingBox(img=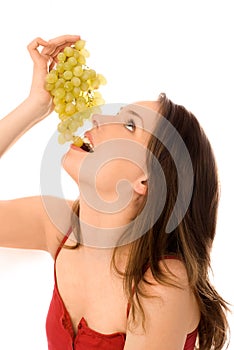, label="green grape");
[75,40,86,50]
[80,81,89,92]
[73,66,83,77]
[45,83,54,91]
[59,113,68,121]
[77,54,86,65]
[90,78,100,89]
[73,50,80,60]
[65,102,76,115]
[50,89,57,97]
[64,81,73,92]
[89,69,96,79]
[46,72,58,84]
[64,62,74,71]
[93,91,102,99]
[72,113,81,122]
[97,74,107,85]
[67,57,77,66]
[71,77,81,87]
[90,105,102,114]
[55,78,65,89]
[63,46,74,57]
[44,38,107,146]
[80,70,90,81]
[68,120,79,132]
[93,97,105,105]
[54,88,66,99]
[56,63,65,74]
[63,71,73,80]
[64,131,73,141]
[58,133,66,144]
[55,104,65,114]
[65,92,74,103]
[73,136,83,147]
[81,110,92,119]
[72,114,84,128]
[80,48,90,58]
[57,52,66,62]
[50,69,58,75]
[53,96,64,105]
[57,121,68,133]
[76,96,86,110]
[73,87,81,98]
